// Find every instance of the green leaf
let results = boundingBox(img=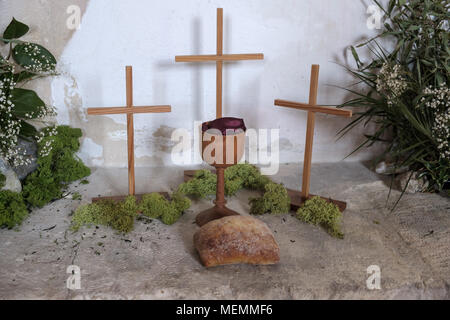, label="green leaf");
[13,71,36,83]
[12,42,56,72]
[19,120,37,137]
[350,46,363,68]
[3,18,29,42]
[10,88,45,118]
